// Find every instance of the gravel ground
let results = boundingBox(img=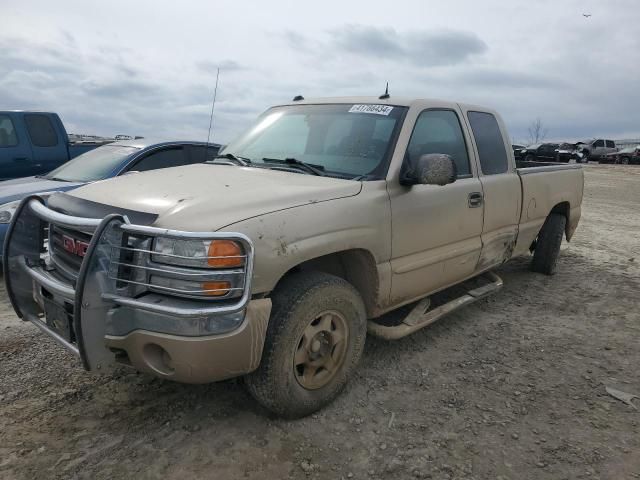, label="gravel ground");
[1,164,639,480]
